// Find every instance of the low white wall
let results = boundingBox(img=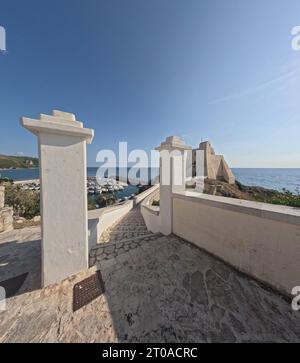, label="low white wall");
[141,185,161,233]
[88,201,133,250]
[134,184,160,205]
[172,191,300,296]
[88,185,159,249]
